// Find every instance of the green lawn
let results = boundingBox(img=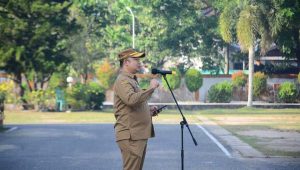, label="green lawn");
[198,107,300,131]
[3,108,299,130]
[197,107,300,157]
[3,109,197,124]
